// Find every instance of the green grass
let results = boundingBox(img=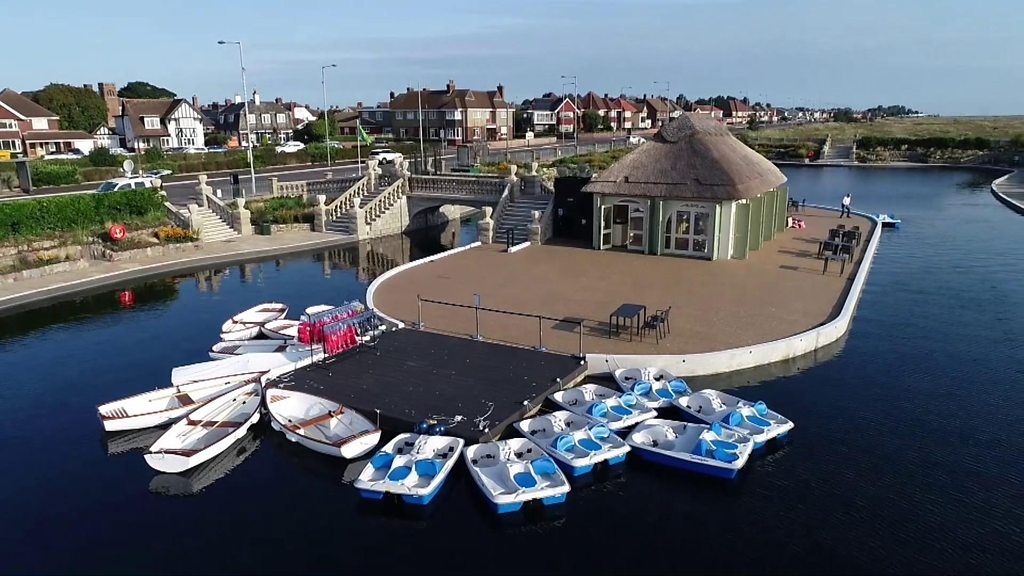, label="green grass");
[745,116,1024,143]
